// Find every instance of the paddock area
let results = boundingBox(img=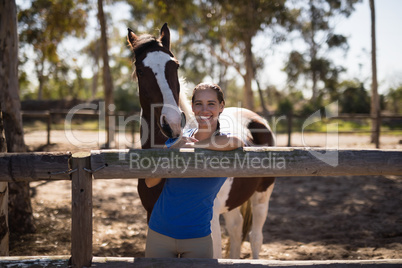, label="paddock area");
[6,129,401,264]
